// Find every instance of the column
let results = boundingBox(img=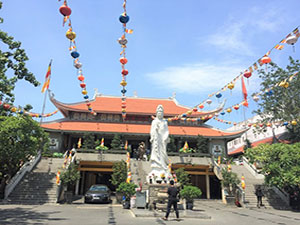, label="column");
[206,172,210,199]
